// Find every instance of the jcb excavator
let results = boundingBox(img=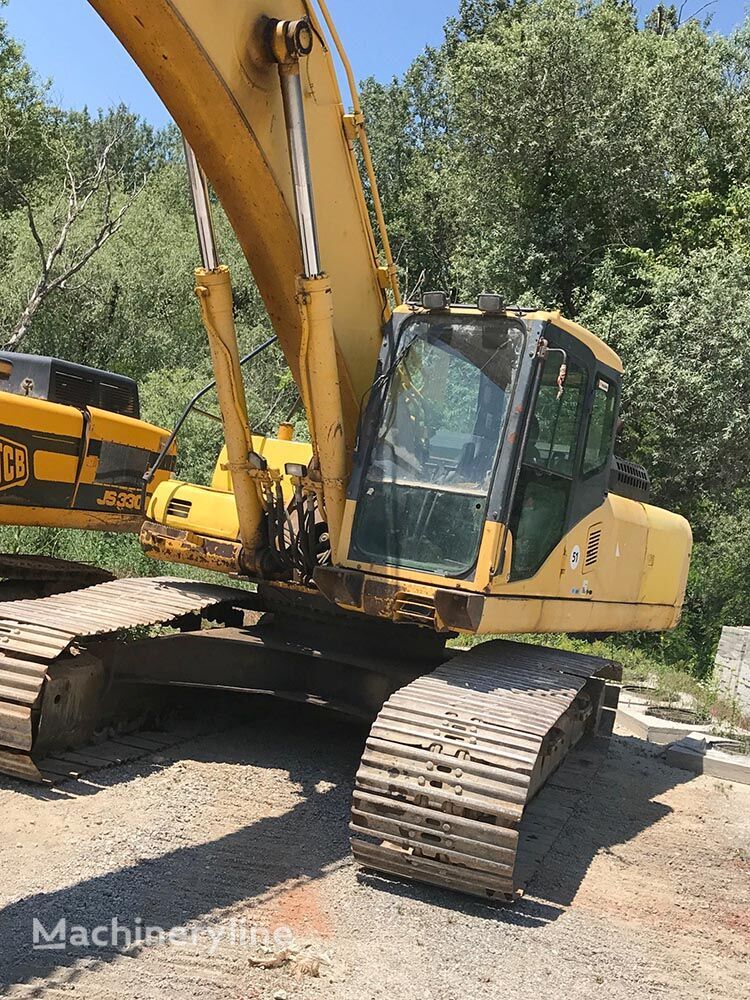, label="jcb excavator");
[0,1,692,901]
[0,351,176,597]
